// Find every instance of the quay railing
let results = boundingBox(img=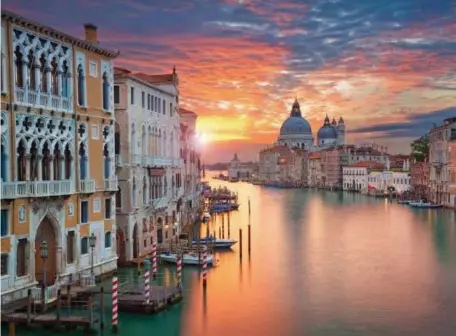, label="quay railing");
[31,283,60,304]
